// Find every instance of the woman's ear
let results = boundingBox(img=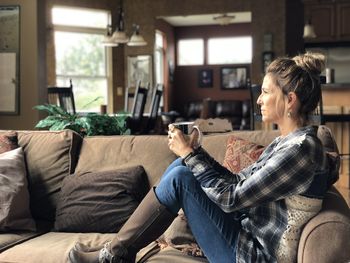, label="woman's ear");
[287,92,298,106]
